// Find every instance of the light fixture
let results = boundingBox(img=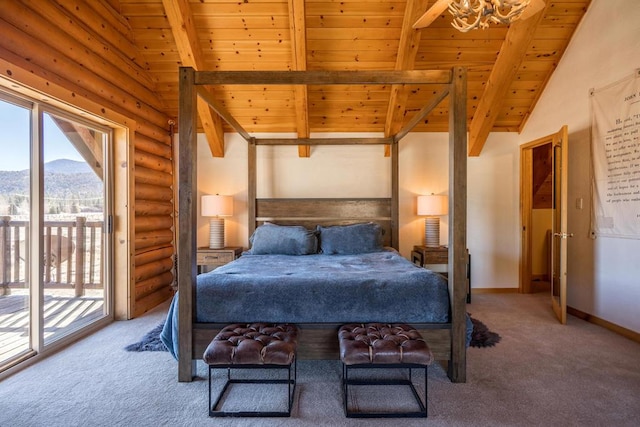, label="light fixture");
[417,194,448,248]
[201,194,233,249]
[449,0,531,32]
